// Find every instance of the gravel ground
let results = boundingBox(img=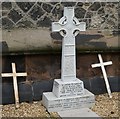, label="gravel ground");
[2,92,119,118]
[91,92,119,118]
